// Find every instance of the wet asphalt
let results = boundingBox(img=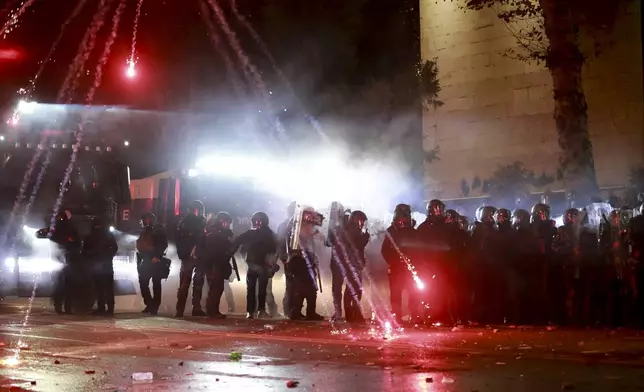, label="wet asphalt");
[0,299,644,391]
